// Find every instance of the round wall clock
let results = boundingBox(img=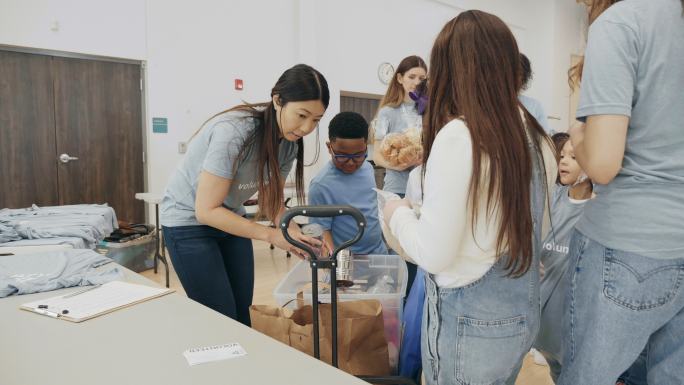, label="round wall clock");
[378,62,395,85]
